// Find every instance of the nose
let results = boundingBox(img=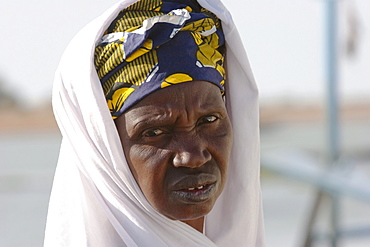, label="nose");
[172,135,212,168]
